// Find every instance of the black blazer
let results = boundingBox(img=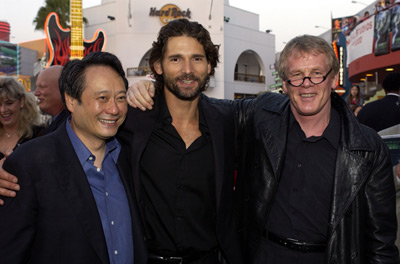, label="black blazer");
[0,123,146,264]
[38,109,70,137]
[118,92,244,264]
[357,94,400,132]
